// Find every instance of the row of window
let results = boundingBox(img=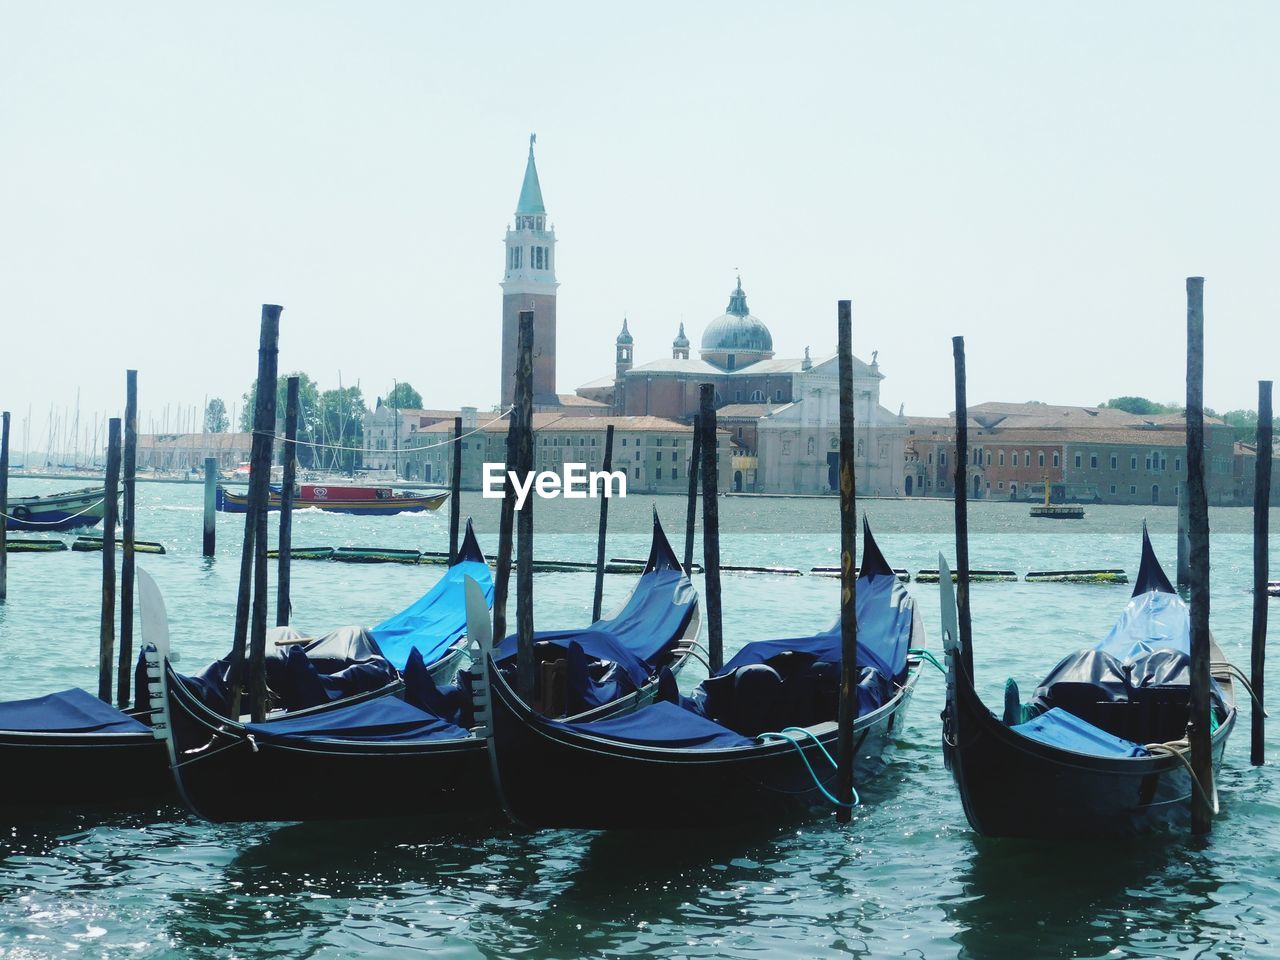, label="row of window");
[507,245,552,271]
[1072,452,1181,472]
[516,215,545,231]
